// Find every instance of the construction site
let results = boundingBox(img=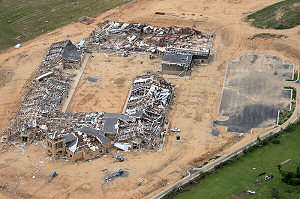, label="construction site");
[0,0,300,198]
